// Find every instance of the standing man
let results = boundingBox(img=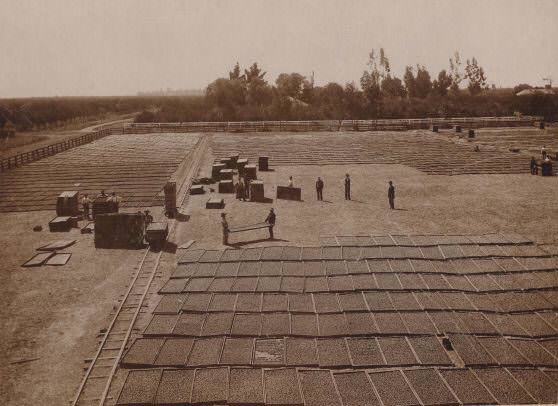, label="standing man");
[316,177,324,201]
[530,157,537,175]
[388,180,396,209]
[288,176,294,187]
[541,145,547,160]
[81,194,92,220]
[221,213,229,245]
[265,208,276,240]
[109,192,122,212]
[344,174,351,200]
